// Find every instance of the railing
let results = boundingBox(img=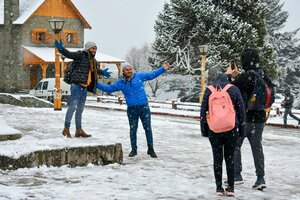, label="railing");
[95,95,300,116]
[96,95,200,111]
